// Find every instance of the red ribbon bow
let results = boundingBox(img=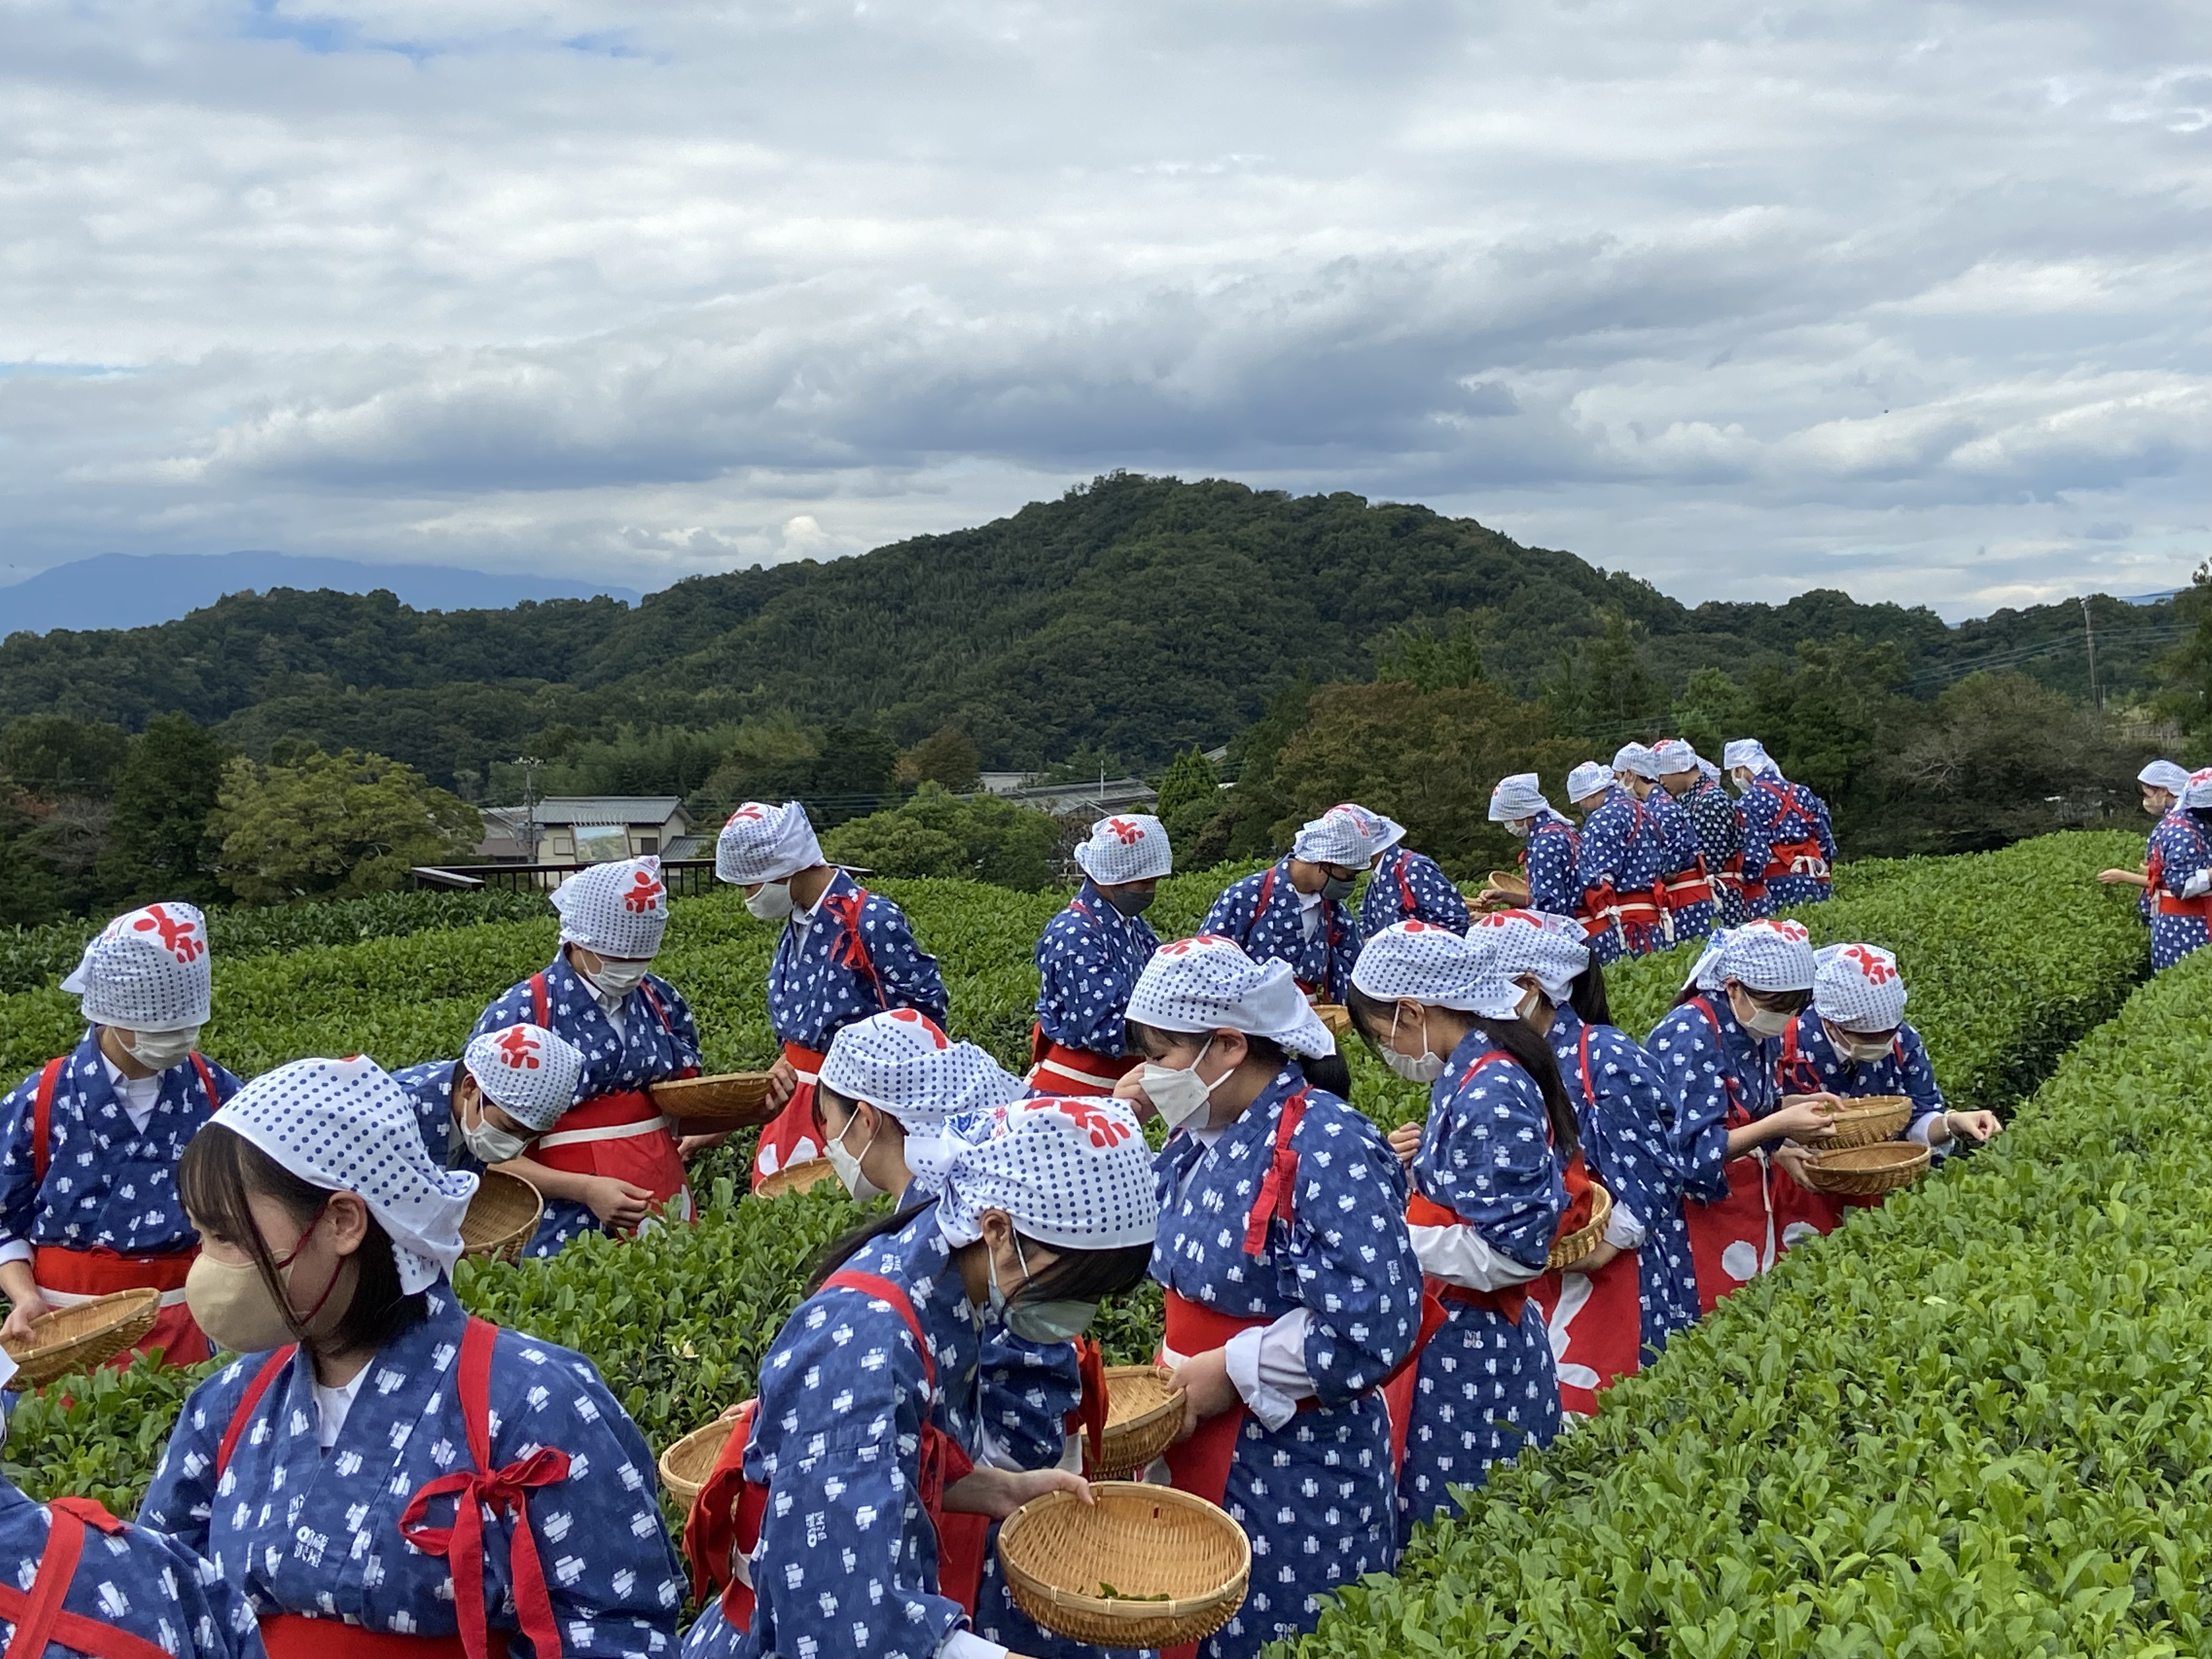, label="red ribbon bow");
[400,1446,573,1659]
